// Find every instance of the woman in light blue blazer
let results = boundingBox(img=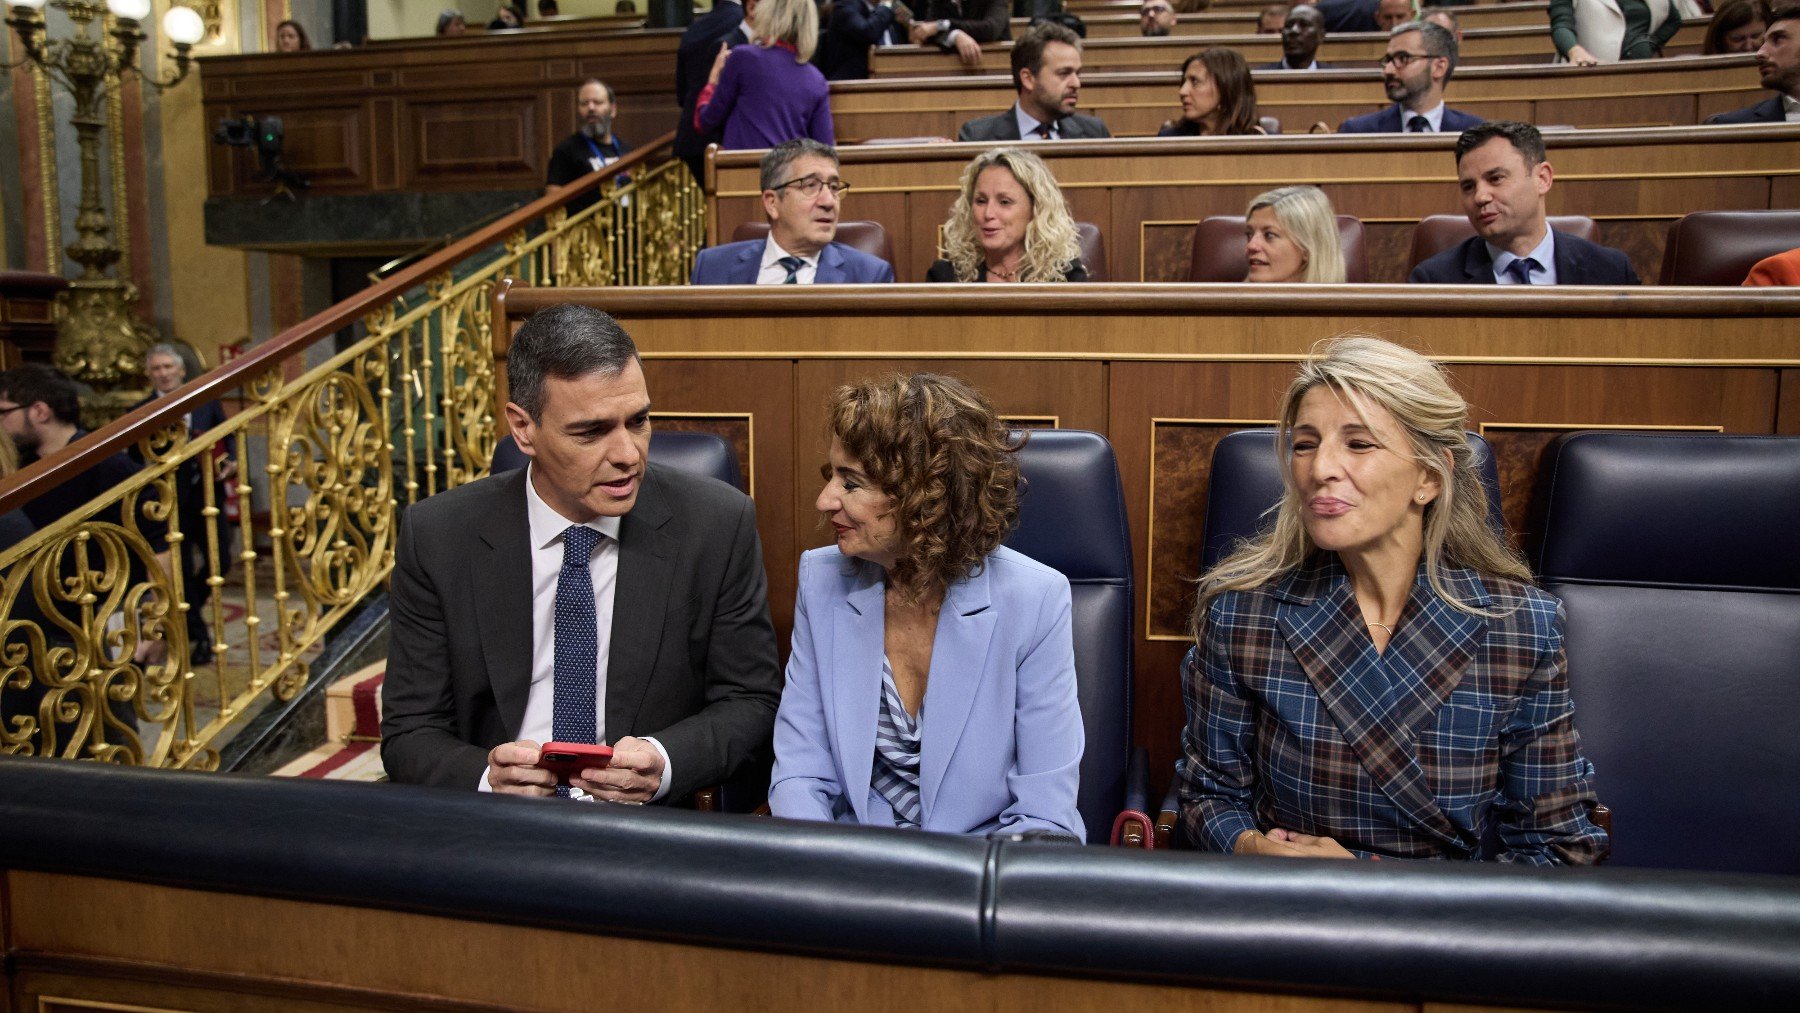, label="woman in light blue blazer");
[769,374,1085,838]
